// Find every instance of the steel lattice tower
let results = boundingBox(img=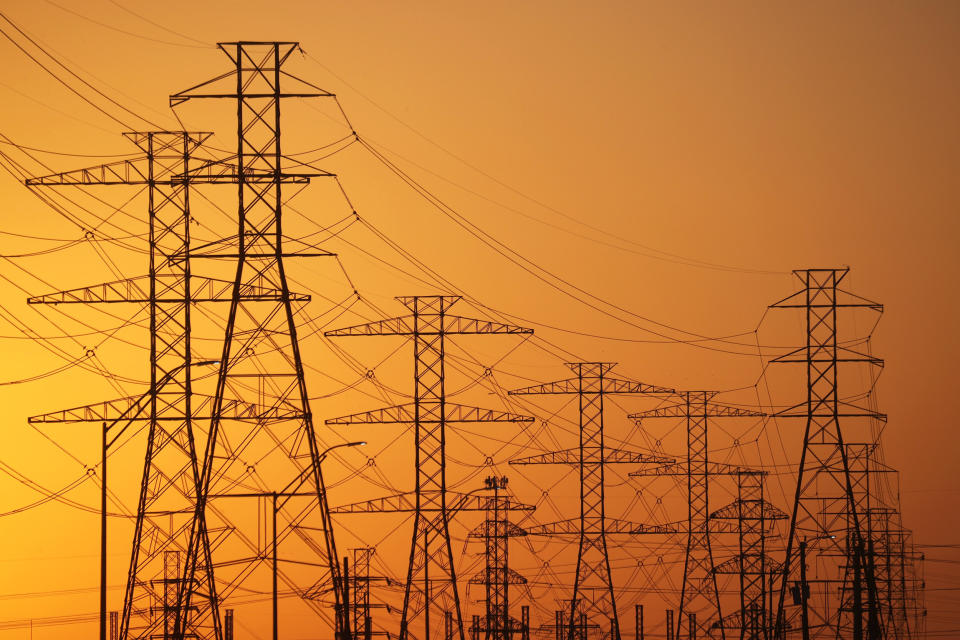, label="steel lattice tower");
[351,547,392,640]
[710,471,787,640]
[170,42,346,639]
[468,476,529,640]
[324,295,536,640]
[628,393,763,638]
[22,131,242,640]
[508,363,675,640]
[770,268,884,639]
